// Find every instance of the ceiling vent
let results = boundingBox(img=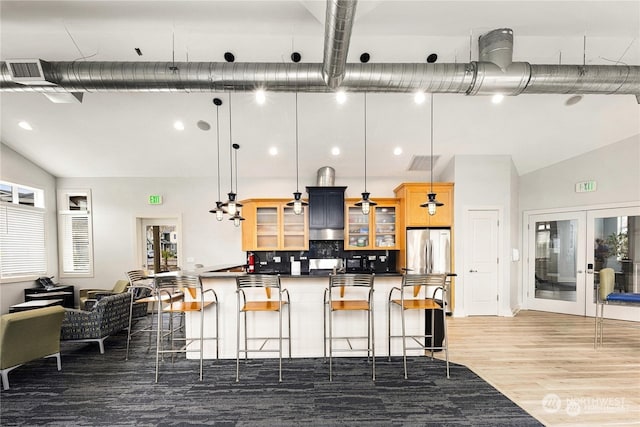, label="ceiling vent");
[5,59,56,85]
[407,155,438,172]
